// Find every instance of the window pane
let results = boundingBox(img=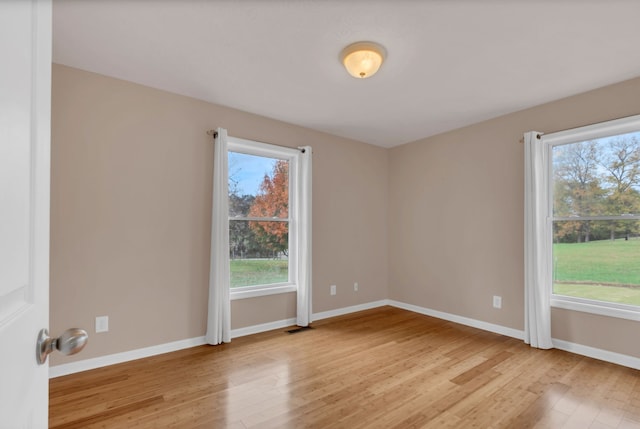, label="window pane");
[228,151,289,219]
[553,220,640,305]
[552,132,640,217]
[229,220,288,288]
